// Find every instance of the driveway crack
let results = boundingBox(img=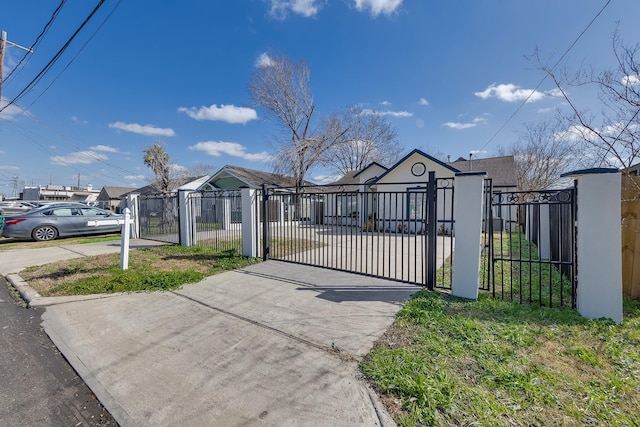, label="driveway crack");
[171,291,357,363]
